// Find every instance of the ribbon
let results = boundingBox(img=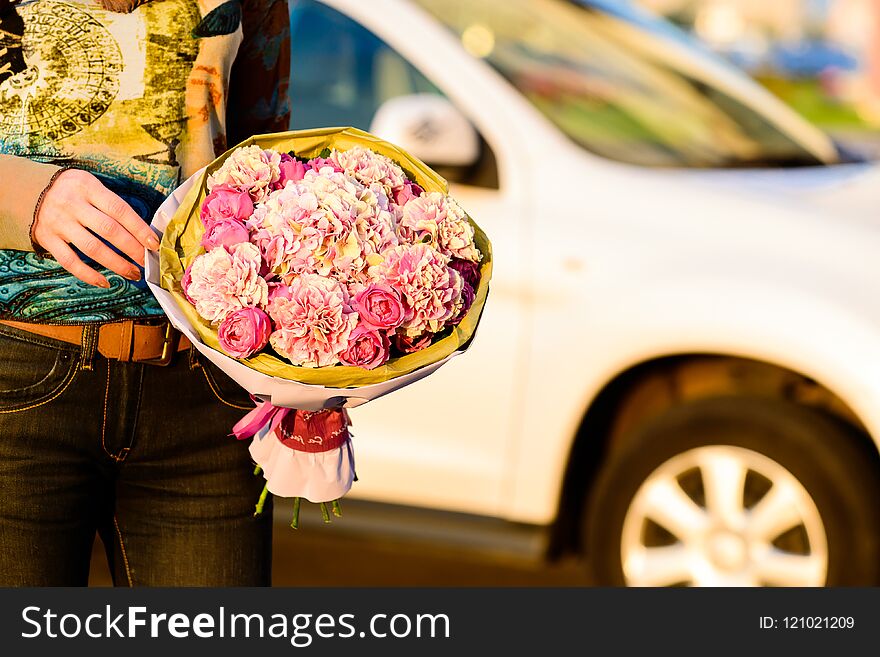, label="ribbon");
[233,399,350,454]
[232,397,291,442]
